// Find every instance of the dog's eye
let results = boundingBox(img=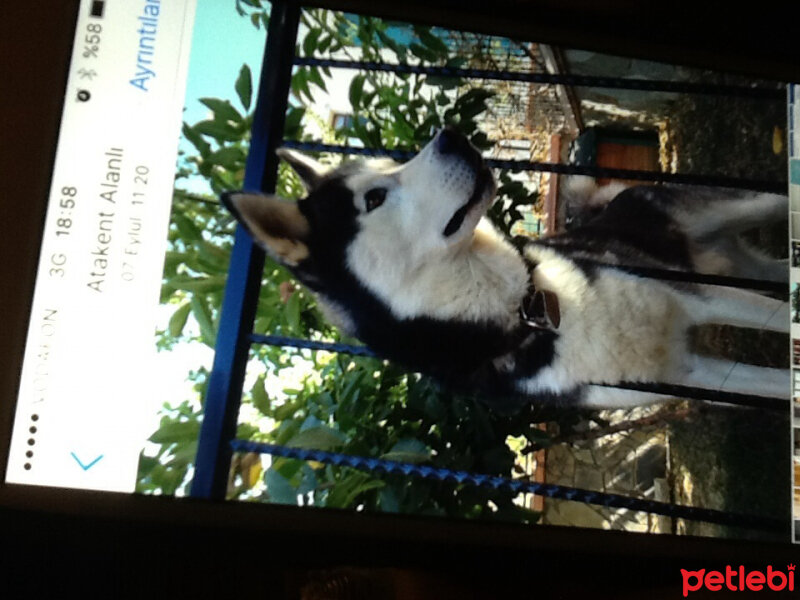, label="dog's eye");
[364,187,387,212]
